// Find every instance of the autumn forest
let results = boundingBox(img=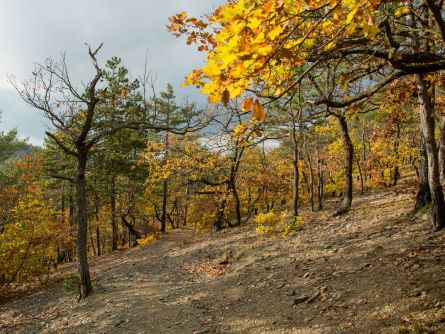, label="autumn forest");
[2,1,445,333]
